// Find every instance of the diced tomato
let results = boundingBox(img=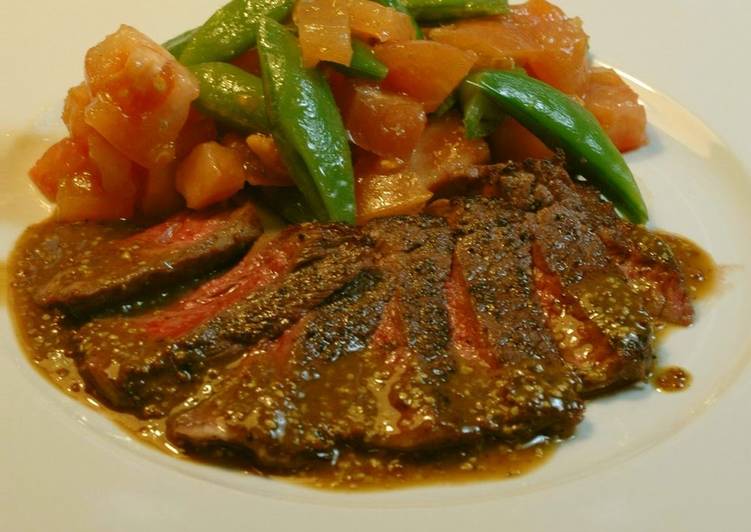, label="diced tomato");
[411,113,490,190]
[375,41,476,112]
[175,108,218,159]
[326,69,357,115]
[141,163,184,218]
[84,25,199,168]
[87,133,140,205]
[509,0,590,94]
[348,0,415,43]
[489,118,554,162]
[355,151,433,224]
[231,48,262,76]
[427,18,540,71]
[293,0,352,68]
[244,134,294,186]
[220,133,291,187]
[175,142,246,209]
[29,138,92,201]
[56,173,133,222]
[355,113,489,223]
[346,85,426,159]
[583,67,647,153]
[62,83,95,141]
